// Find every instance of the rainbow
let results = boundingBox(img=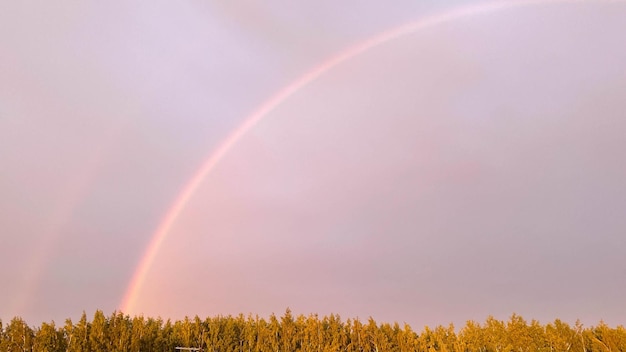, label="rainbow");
[119,0,618,314]
[9,127,119,319]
